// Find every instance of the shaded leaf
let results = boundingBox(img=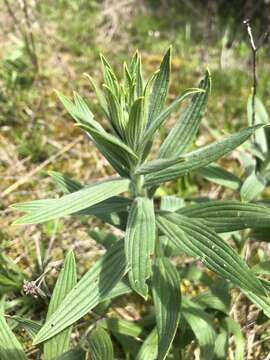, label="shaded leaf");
[88,327,114,360]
